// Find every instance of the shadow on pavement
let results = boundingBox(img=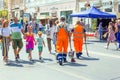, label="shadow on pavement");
[43,58,54,62]
[17,60,36,65]
[78,56,100,61]
[5,61,23,67]
[88,40,106,43]
[84,42,94,45]
[8,60,35,65]
[110,49,120,51]
[33,59,45,63]
[64,62,88,67]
